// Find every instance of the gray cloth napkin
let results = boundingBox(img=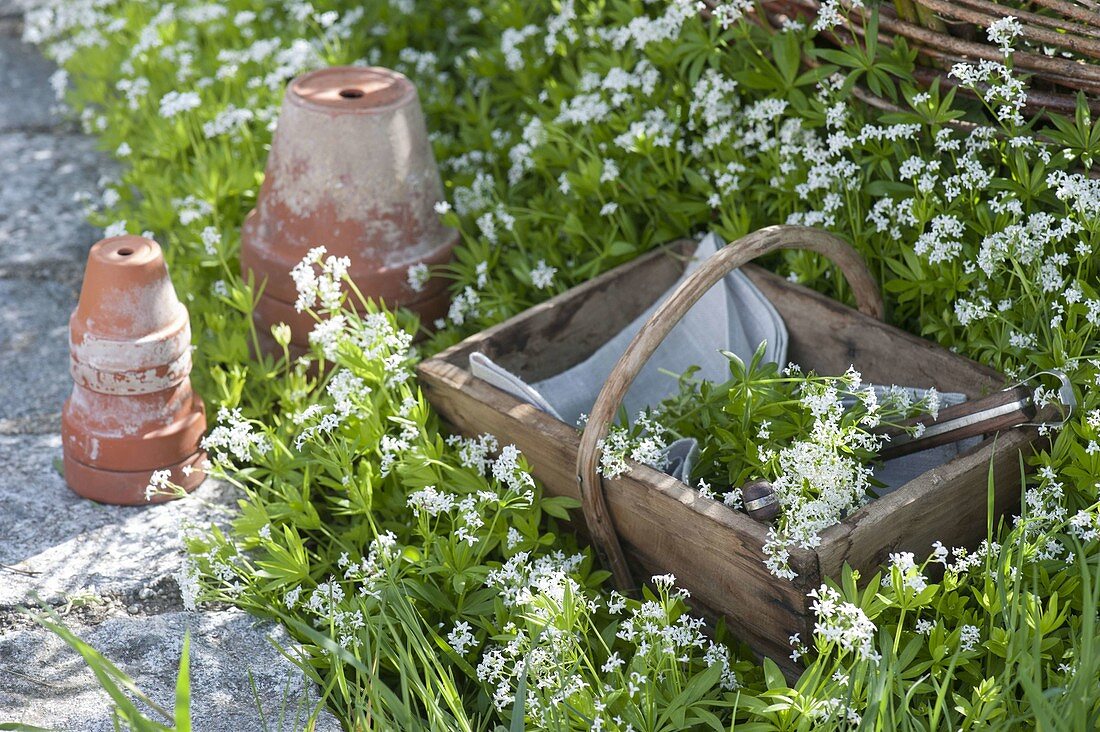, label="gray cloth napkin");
[469,233,976,492]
